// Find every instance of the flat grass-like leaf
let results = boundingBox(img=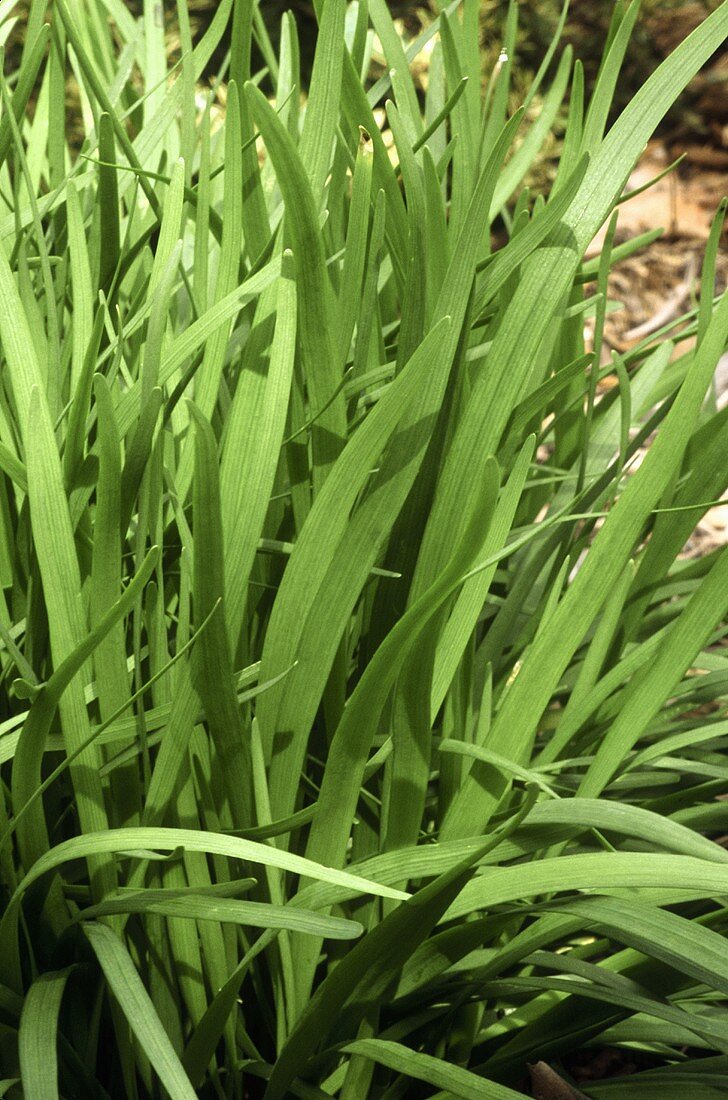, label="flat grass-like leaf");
[337,134,374,360]
[245,81,346,485]
[181,82,241,442]
[384,457,501,853]
[80,893,362,939]
[0,239,45,439]
[219,249,297,646]
[89,373,137,822]
[343,1039,525,1099]
[490,46,572,219]
[298,0,345,199]
[190,403,252,828]
[445,853,728,922]
[368,0,421,139]
[18,969,73,1100]
[7,827,411,905]
[65,180,94,391]
[83,922,197,1100]
[431,439,534,716]
[580,0,641,153]
[22,388,112,885]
